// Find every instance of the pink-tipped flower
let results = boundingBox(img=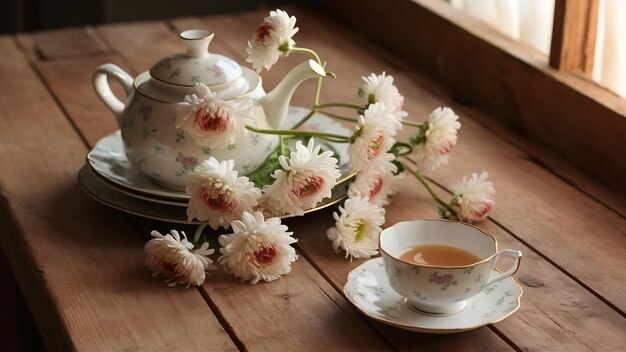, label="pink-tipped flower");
[246,9,299,72]
[176,82,253,149]
[348,102,397,172]
[145,230,215,287]
[449,171,495,223]
[412,107,461,172]
[348,156,402,207]
[262,138,341,216]
[360,71,408,123]
[186,157,262,229]
[218,211,298,284]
